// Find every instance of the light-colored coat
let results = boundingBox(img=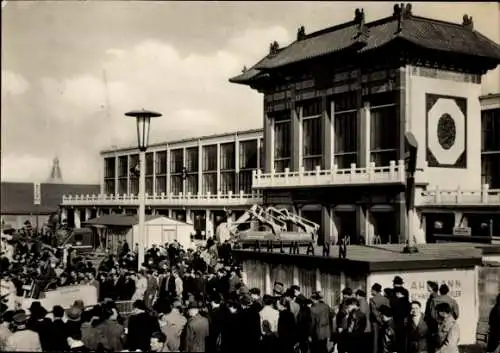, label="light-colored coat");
[132,276,148,301]
[5,329,42,352]
[161,310,187,352]
[436,317,460,353]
